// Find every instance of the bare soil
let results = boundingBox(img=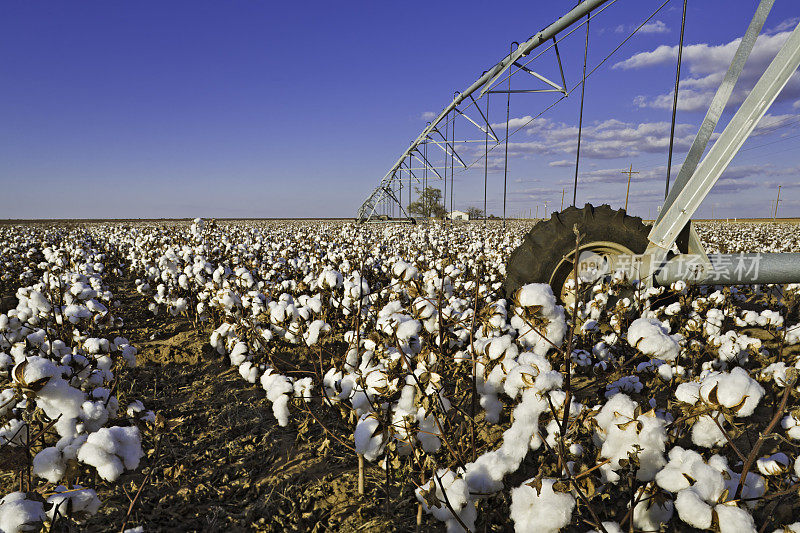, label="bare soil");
[79,278,427,532]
